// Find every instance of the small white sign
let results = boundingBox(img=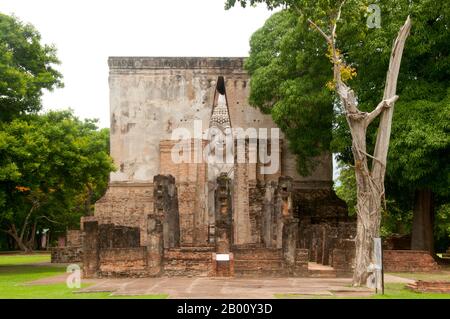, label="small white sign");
[216,254,230,261]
